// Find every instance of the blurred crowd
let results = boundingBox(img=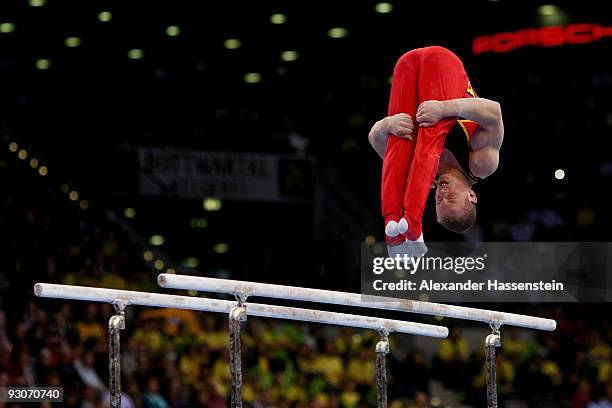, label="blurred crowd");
[1,149,611,408]
[432,321,612,407]
[1,256,611,408]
